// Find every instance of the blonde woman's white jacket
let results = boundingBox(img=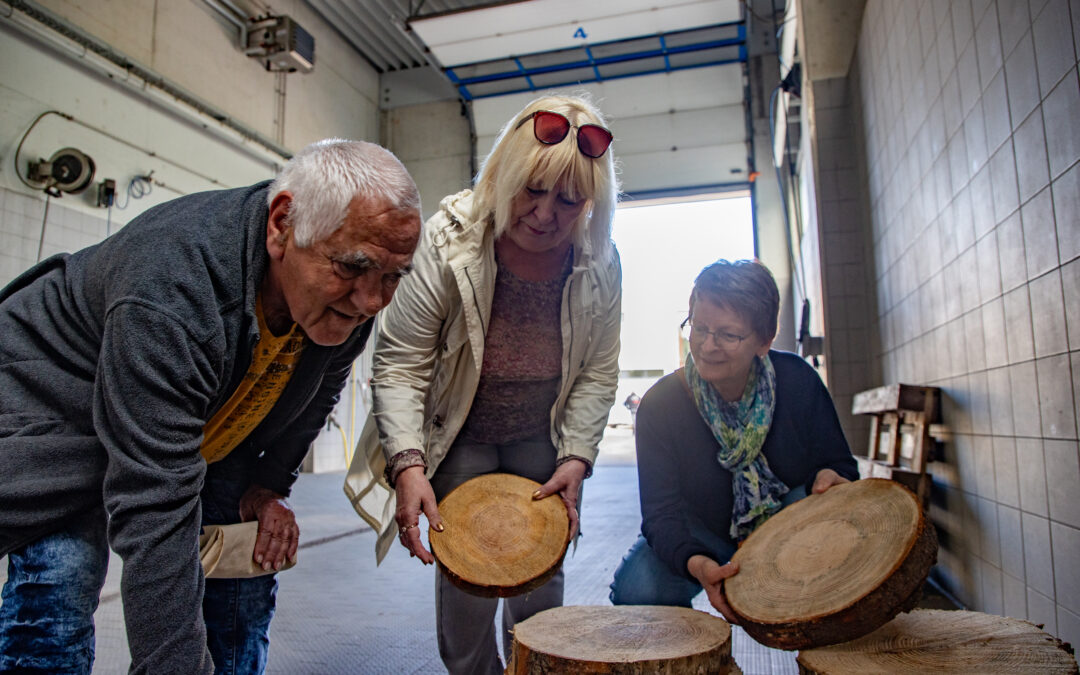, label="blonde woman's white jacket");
[344,190,622,562]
